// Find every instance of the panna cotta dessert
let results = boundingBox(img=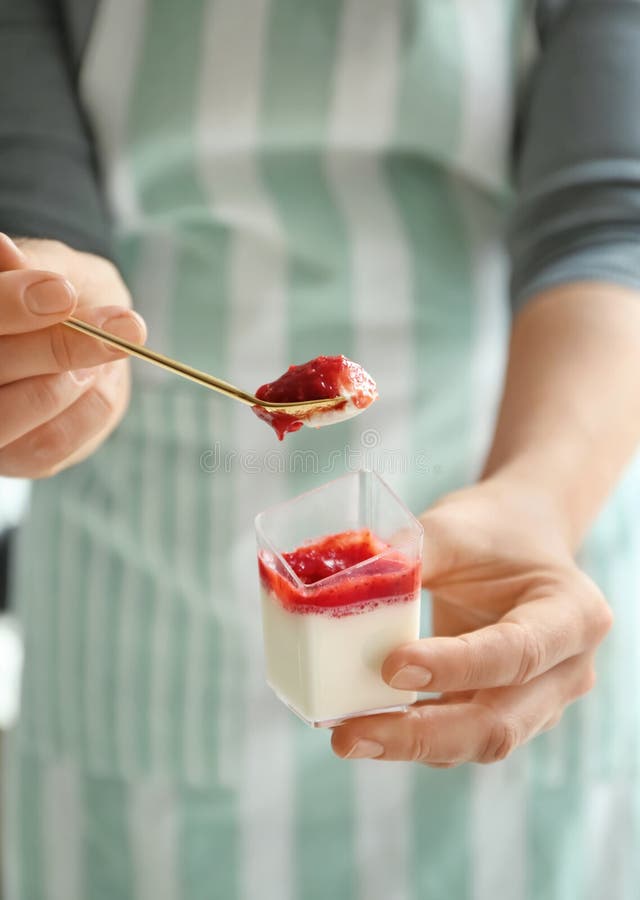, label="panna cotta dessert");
[253,355,378,440]
[258,528,422,726]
